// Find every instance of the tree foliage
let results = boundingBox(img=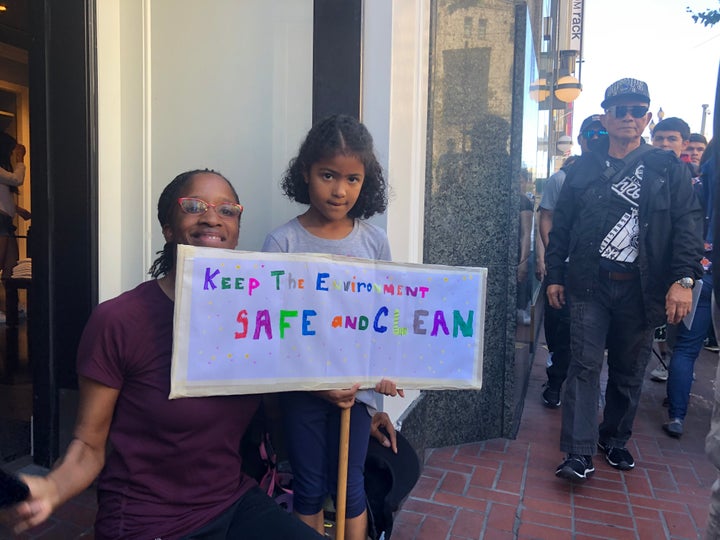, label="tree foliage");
[687,2,720,26]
